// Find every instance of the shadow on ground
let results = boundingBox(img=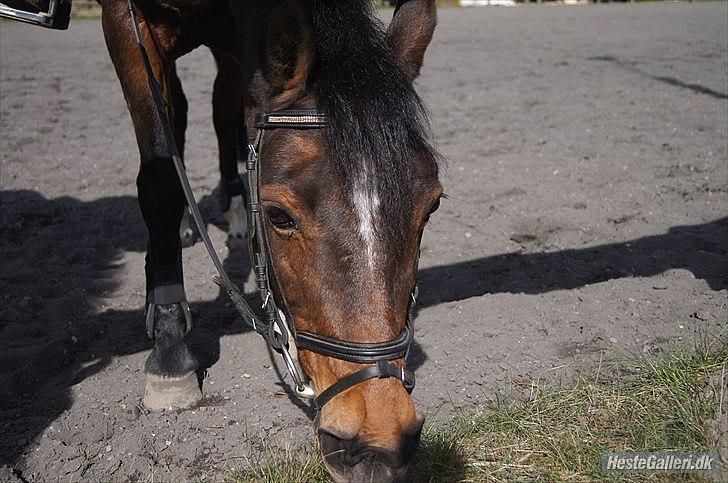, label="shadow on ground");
[409,429,471,482]
[0,188,255,466]
[1,188,725,467]
[417,217,727,308]
[586,55,728,100]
